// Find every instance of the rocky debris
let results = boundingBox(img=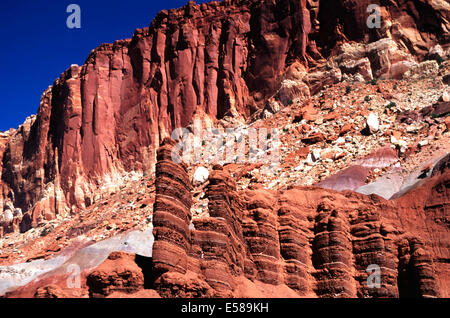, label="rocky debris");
[1,210,13,225]
[307,149,321,165]
[442,91,450,103]
[192,166,209,186]
[404,60,440,80]
[0,0,449,299]
[302,133,325,145]
[276,79,310,108]
[430,101,450,118]
[331,38,417,82]
[366,113,380,134]
[0,0,448,234]
[242,56,449,191]
[426,45,446,63]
